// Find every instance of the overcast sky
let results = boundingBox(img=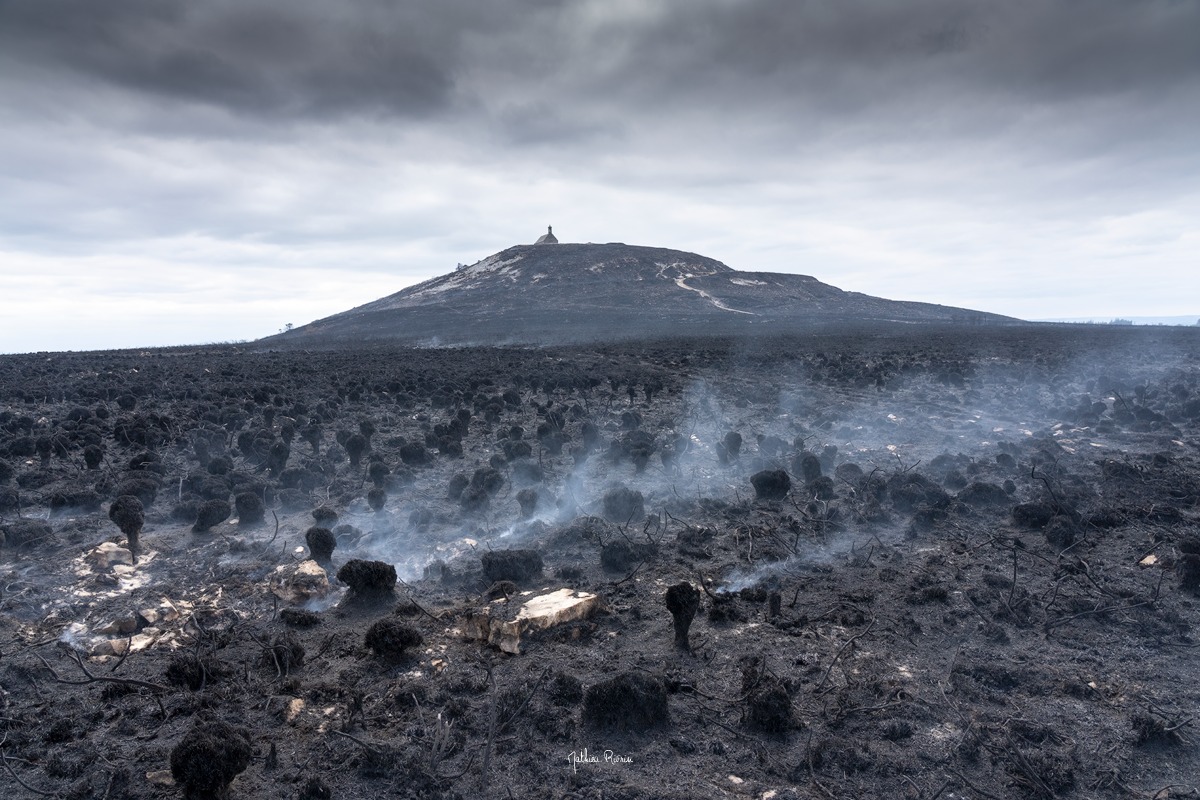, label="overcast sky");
[2,0,1198,353]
